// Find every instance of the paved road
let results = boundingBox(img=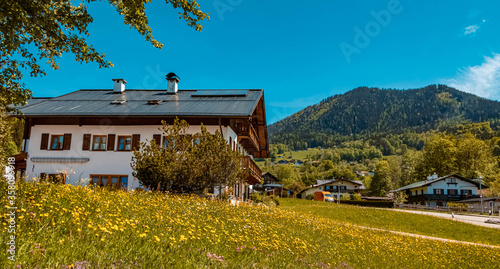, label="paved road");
[389,209,500,229]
